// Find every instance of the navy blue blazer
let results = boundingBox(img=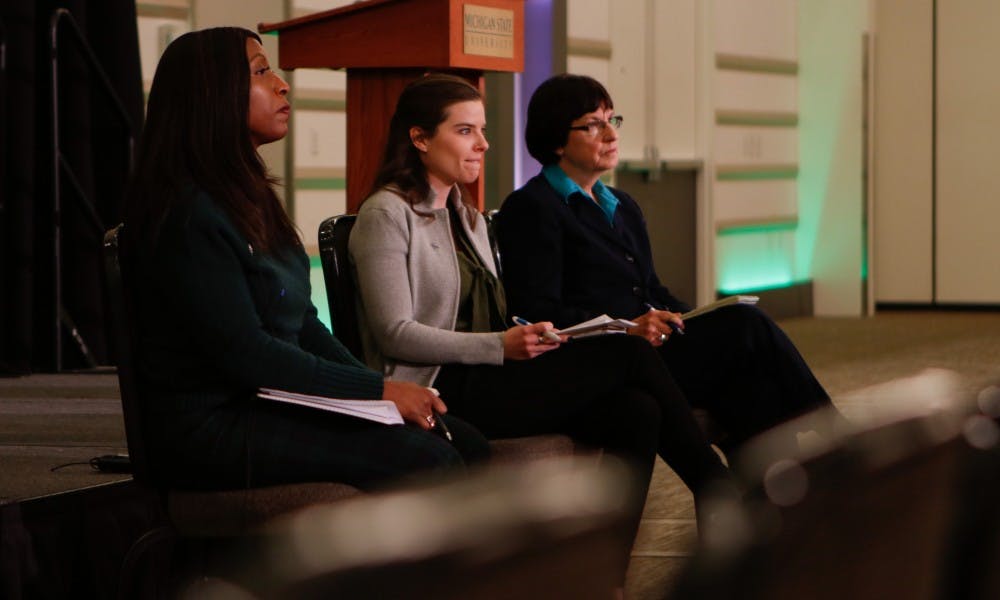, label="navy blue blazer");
[497,173,691,329]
